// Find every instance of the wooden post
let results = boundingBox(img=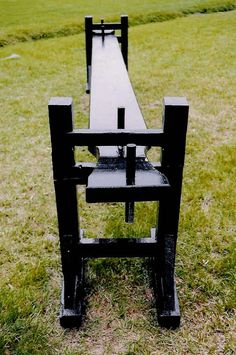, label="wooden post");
[48,97,83,327]
[121,15,128,70]
[85,16,93,93]
[117,107,125,158]
[126,144,136,185]
[155,97,189,328]
[125,144,136,223]
[117,106,125,129]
